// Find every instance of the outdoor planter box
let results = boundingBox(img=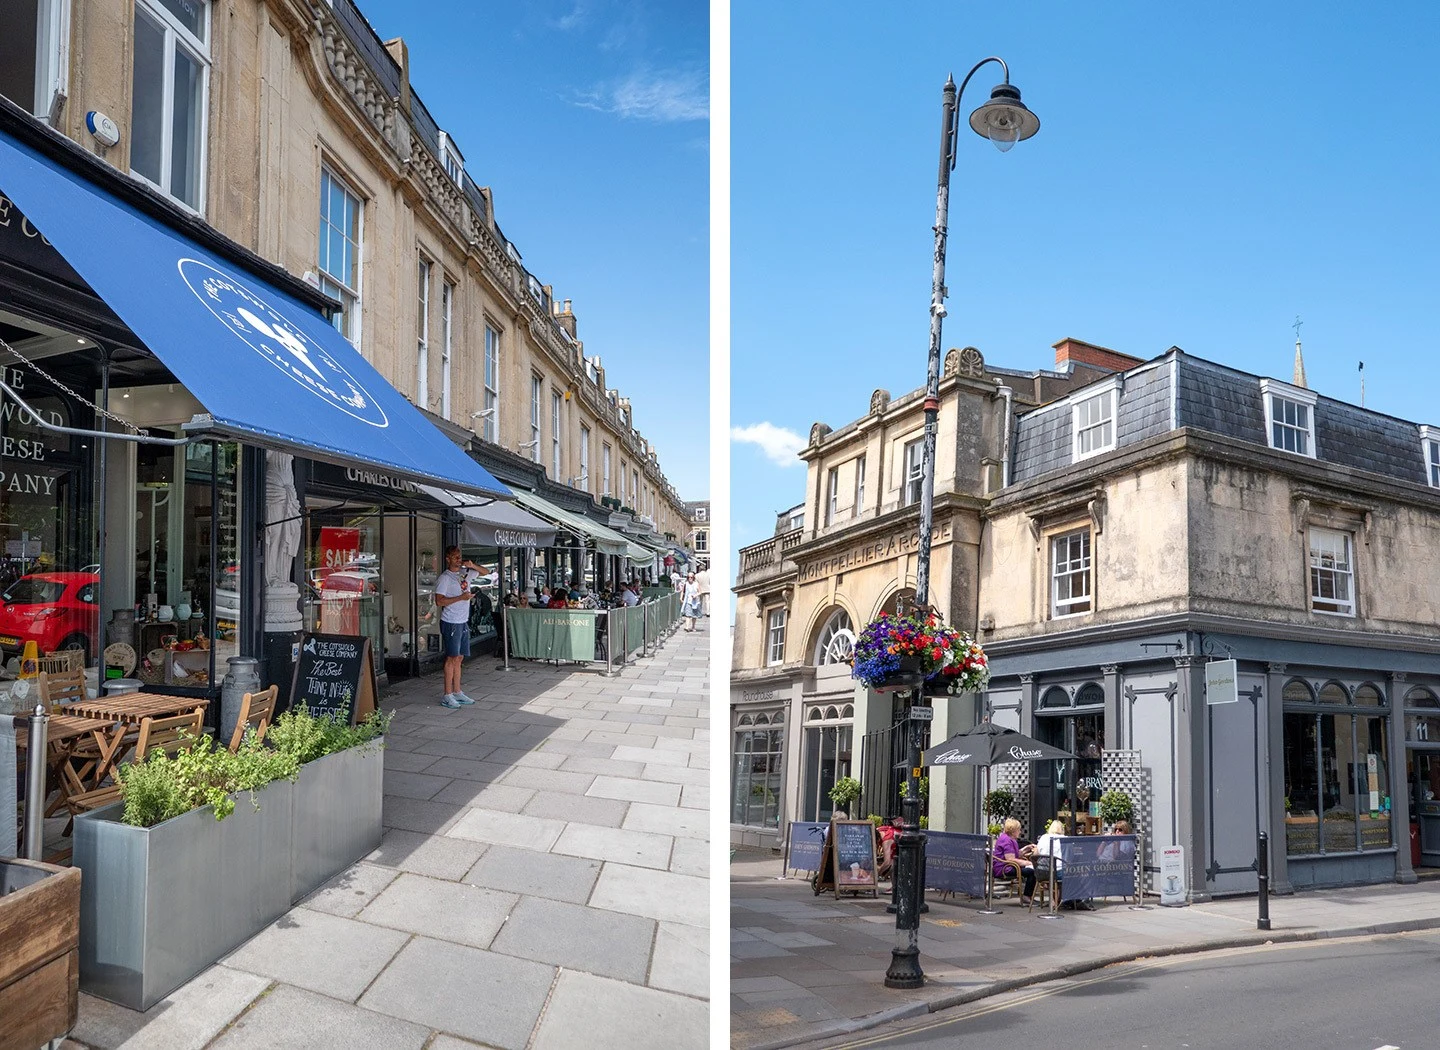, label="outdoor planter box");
[291,741,384,904]
[0,858,81,1050]
[73,779,294,1012]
